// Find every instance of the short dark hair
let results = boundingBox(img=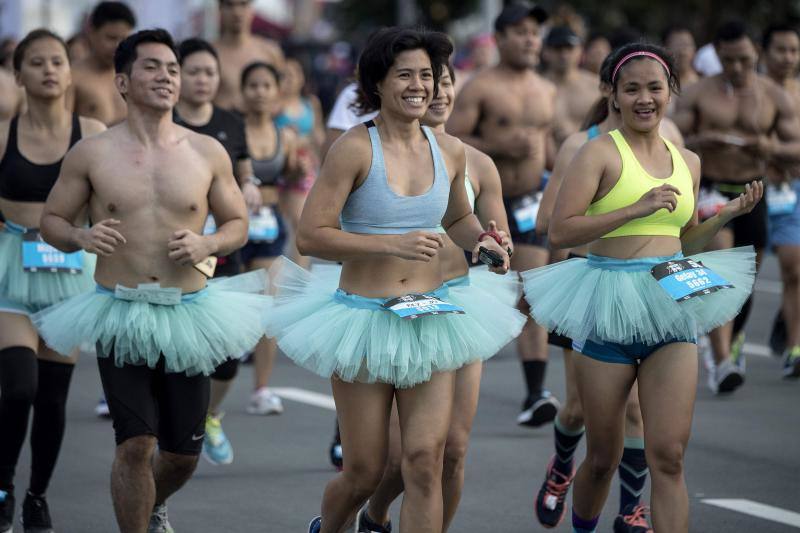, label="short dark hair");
[178,38,219,66]
[661,25,693,46]
[13,29,69,72]
[714,20,752,45]
[90,1,136,29]
[240,61,281,89]
[355,27,453,114]
[603,42,680,95]
[763,24,800,50]
[114,28,176,75]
